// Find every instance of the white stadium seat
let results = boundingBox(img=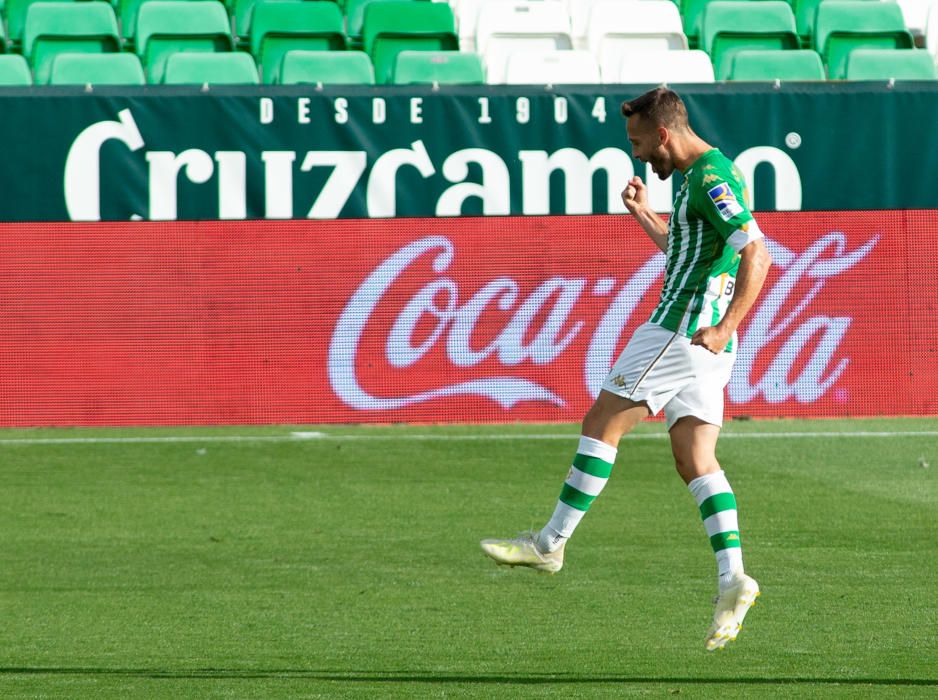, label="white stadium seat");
[896,0,933,40]
[453,0,488,52]
[587,0,688,81]
[502,49,601,84]
[568,0,674,50]
[615,49,715,85]
[926,0,938,63]
[476,0,573,83]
